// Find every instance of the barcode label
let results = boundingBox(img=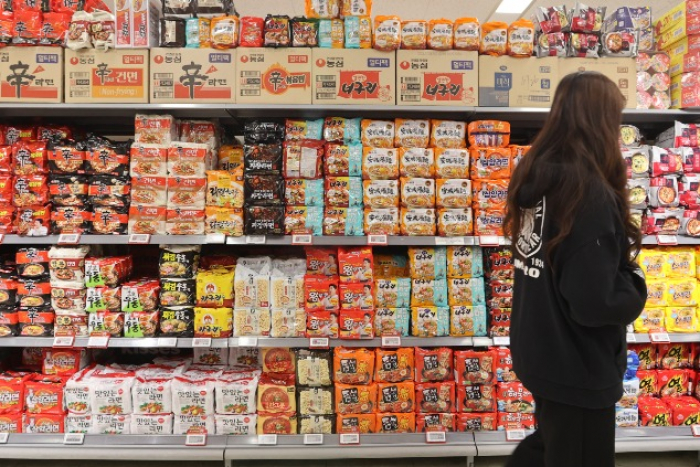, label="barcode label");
[317,75,335,80]
[241,71,259,77]
[529,96,551,102]
[71,72,89,78]
[70,91,90,97]
[402,96,421,101]
[154,92,173,98]
[154,73,172,79]
[241,90,260,96]
[402,77,420,83]
[316,93,336,99]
